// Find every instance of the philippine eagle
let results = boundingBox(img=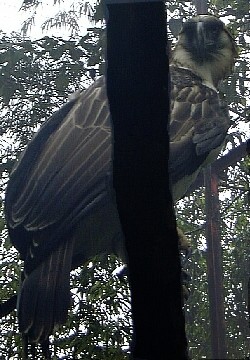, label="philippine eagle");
[5,15,237,345]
